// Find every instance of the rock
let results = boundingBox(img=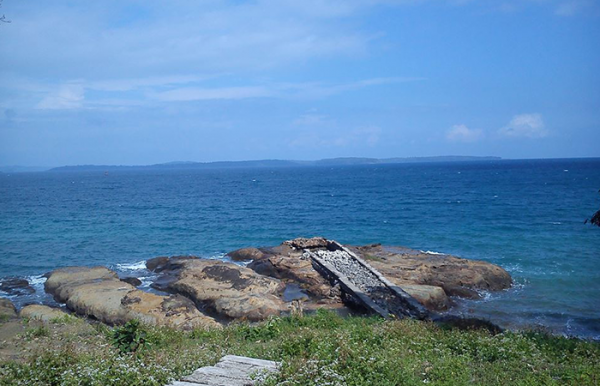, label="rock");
[0,278,35,296]
[45,266,119,297]
[241,239,511,312]
[146,256,169,272]
[19,305,69,322]
[283,237,329,250]
[0,298,17,319]
[227,247,265,262]
[120,277,142,287]
[351,244,512,299]
[392,283,449,311]
[248,248,335,299]
[151,258,286,321]
[146,255,196,272]
[44,266,219,329]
